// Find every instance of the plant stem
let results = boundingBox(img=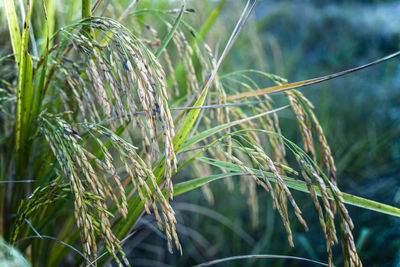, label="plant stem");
[82,0,91,35]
